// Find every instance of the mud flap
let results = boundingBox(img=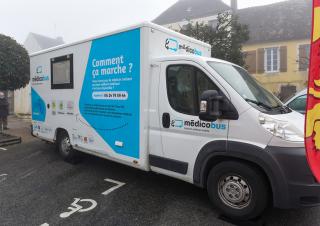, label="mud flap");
[305,0,320,182]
